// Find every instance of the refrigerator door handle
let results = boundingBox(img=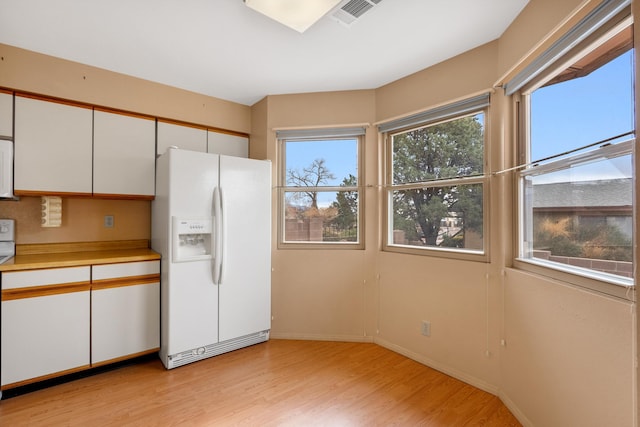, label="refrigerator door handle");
[213,186,224,285]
